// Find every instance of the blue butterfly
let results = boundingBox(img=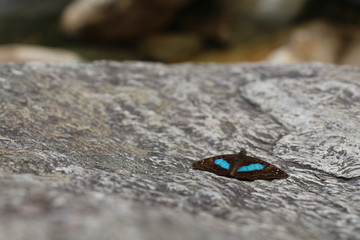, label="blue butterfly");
[193,149,288,181]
